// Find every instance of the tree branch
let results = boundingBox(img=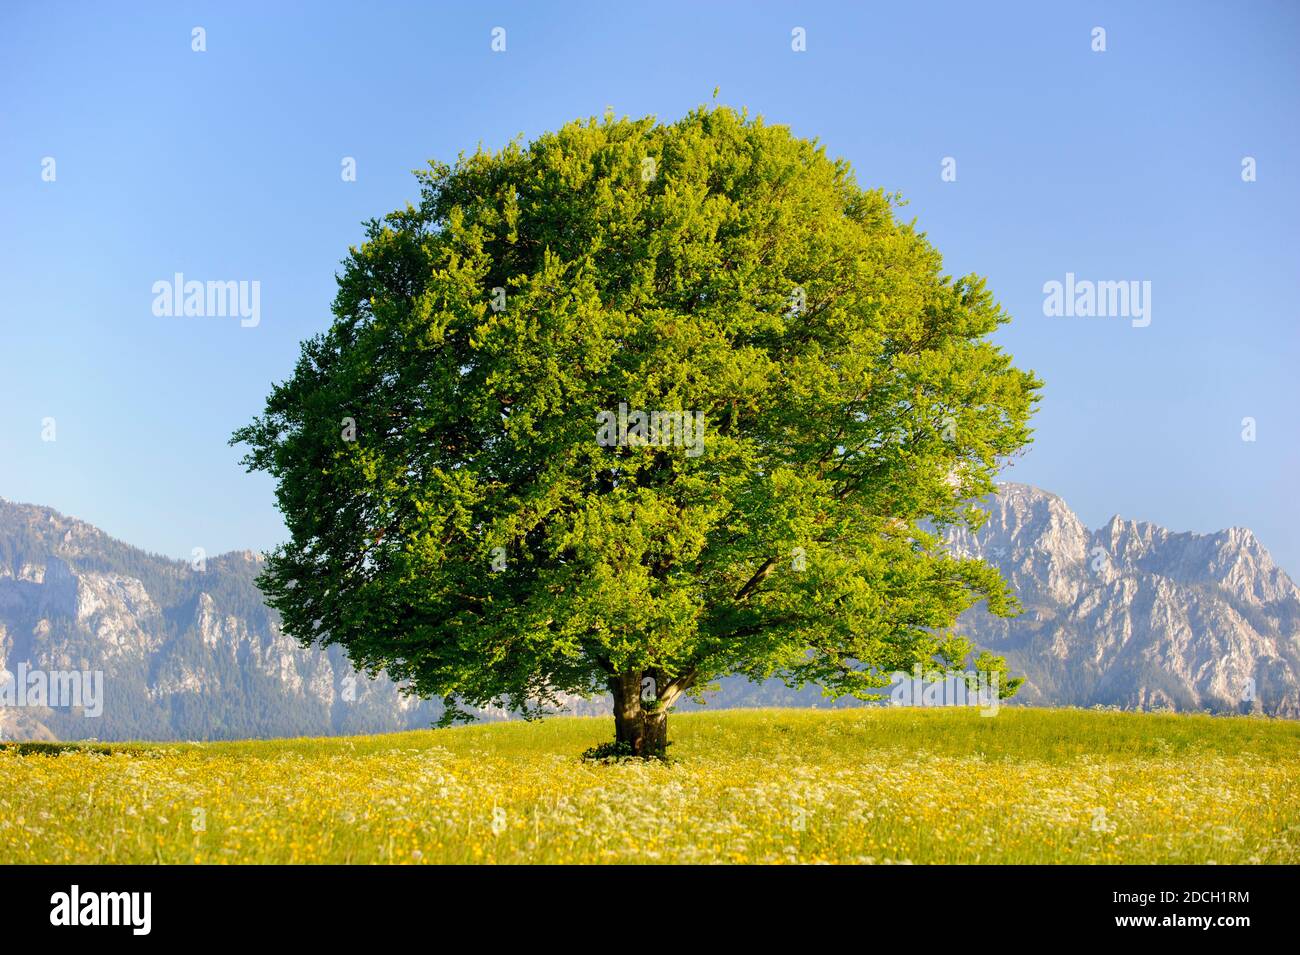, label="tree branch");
[734,557,777,602]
